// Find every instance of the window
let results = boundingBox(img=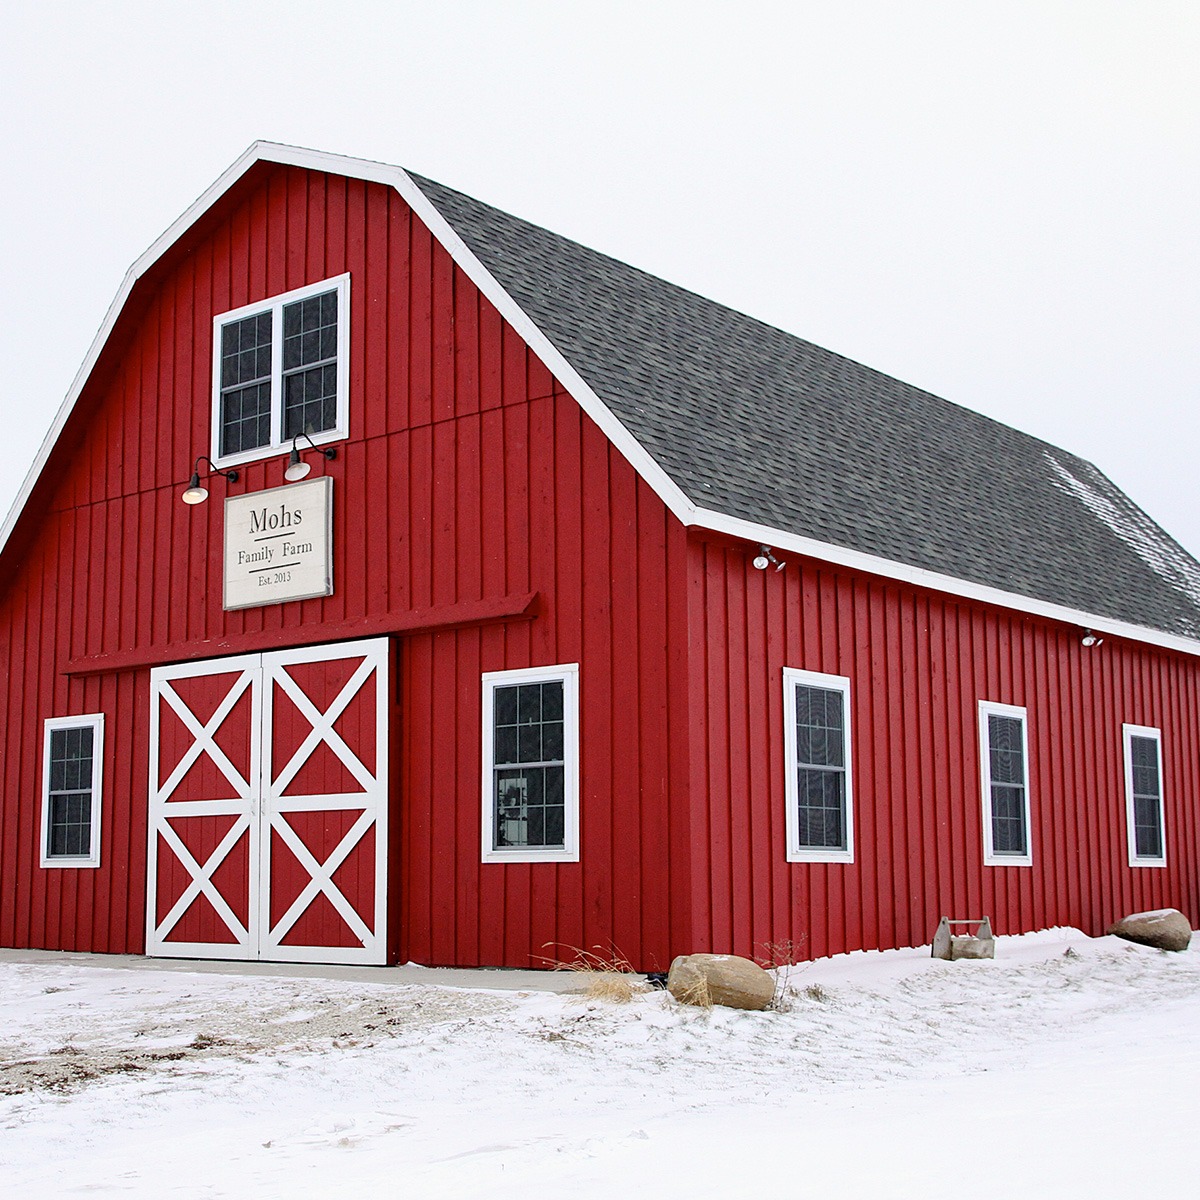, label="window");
[40,714,104,868]
[481,664,579,863]
[979,701,1032,866]
[211,274,350,466]
[783,668,854,863]
[1123,724,1166,867]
